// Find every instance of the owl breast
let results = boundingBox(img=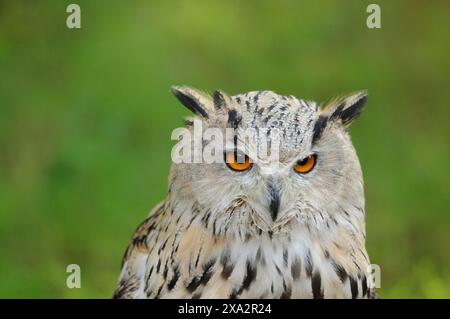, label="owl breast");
[126,202,372,299]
